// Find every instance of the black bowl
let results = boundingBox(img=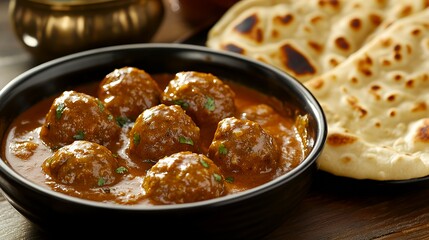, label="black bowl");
[0,43,326,239]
